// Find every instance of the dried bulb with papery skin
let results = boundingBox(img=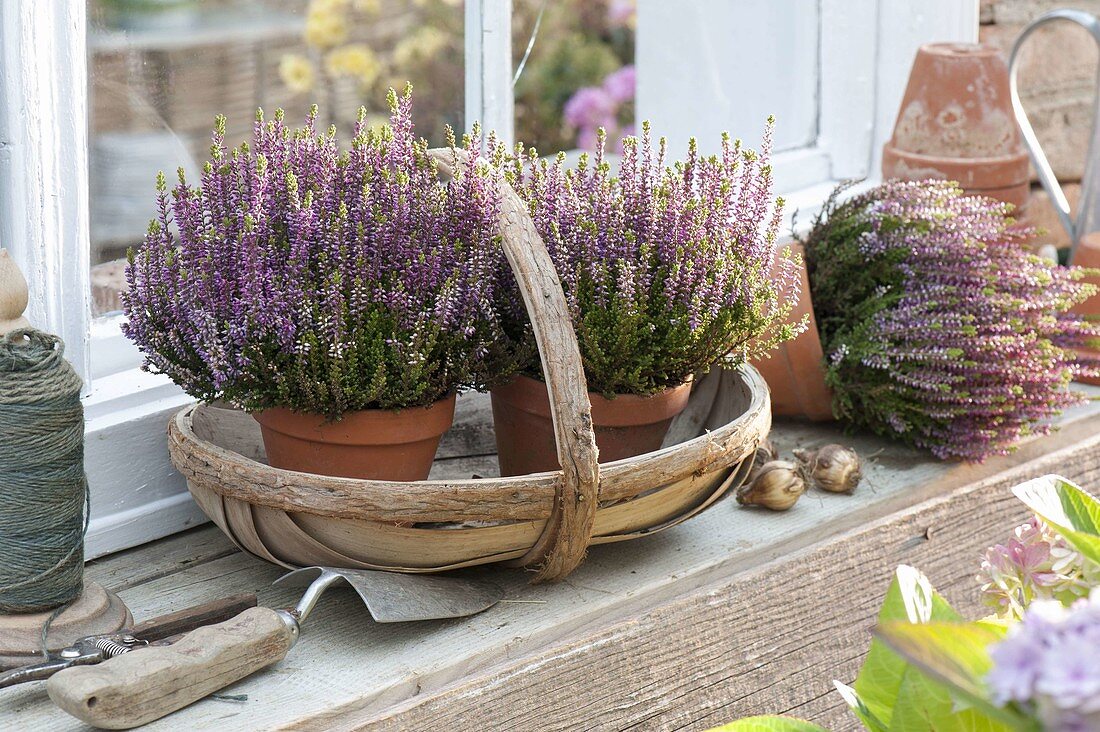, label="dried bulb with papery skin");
[747,440,778,482]
[793,444,862,493]
[736,460,806,511]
